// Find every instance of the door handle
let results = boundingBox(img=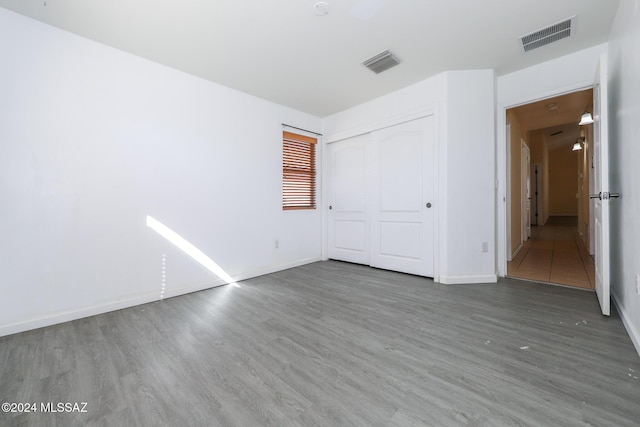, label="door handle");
[590,192,621,200]
[426,203,432,208]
